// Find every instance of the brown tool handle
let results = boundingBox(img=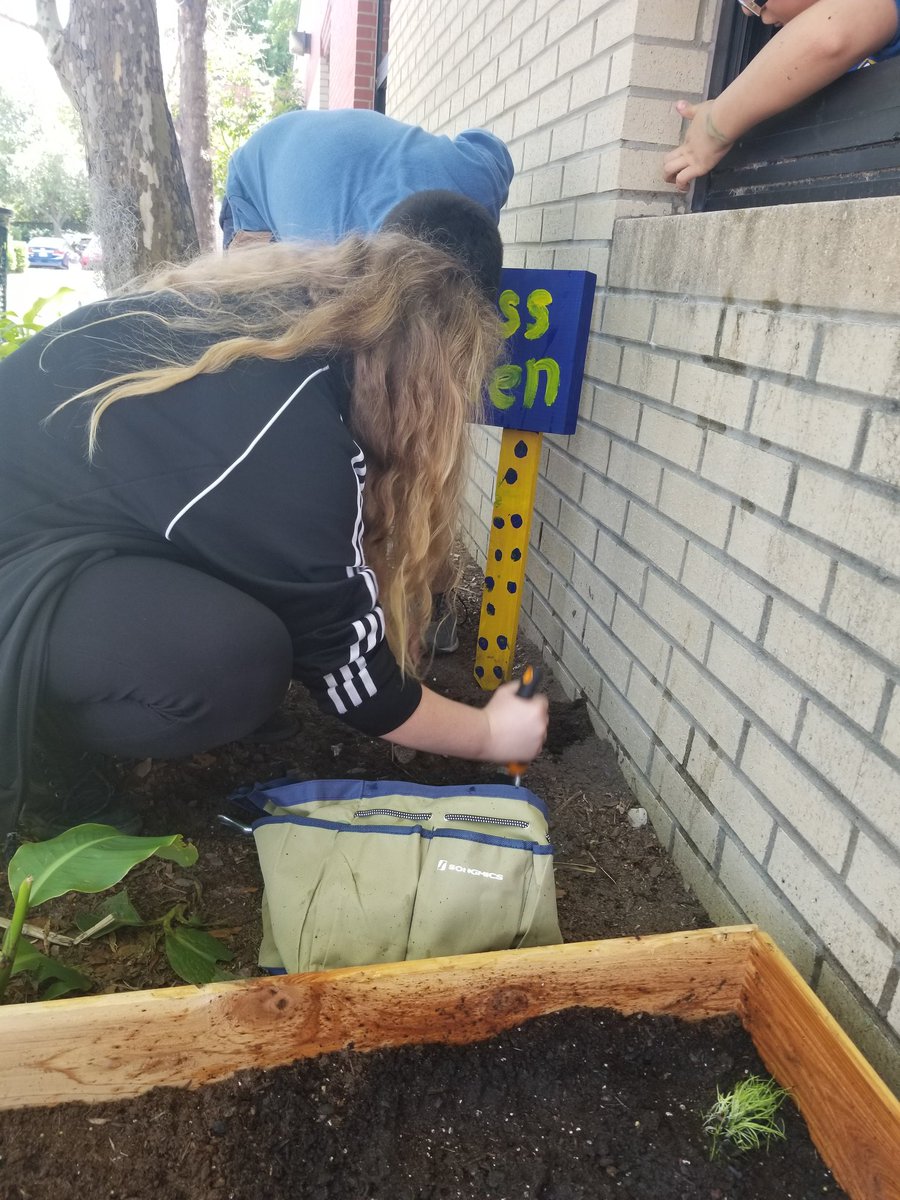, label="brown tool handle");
[506,665,543,781]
